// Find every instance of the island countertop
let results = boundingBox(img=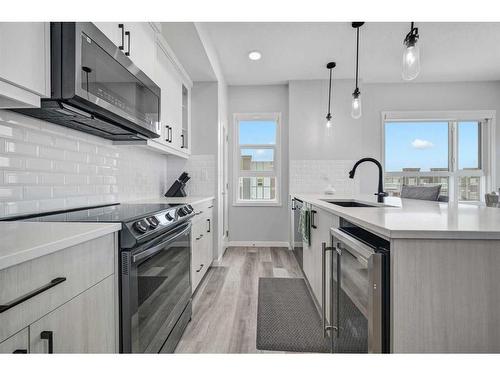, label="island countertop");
[293,193,500,240]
